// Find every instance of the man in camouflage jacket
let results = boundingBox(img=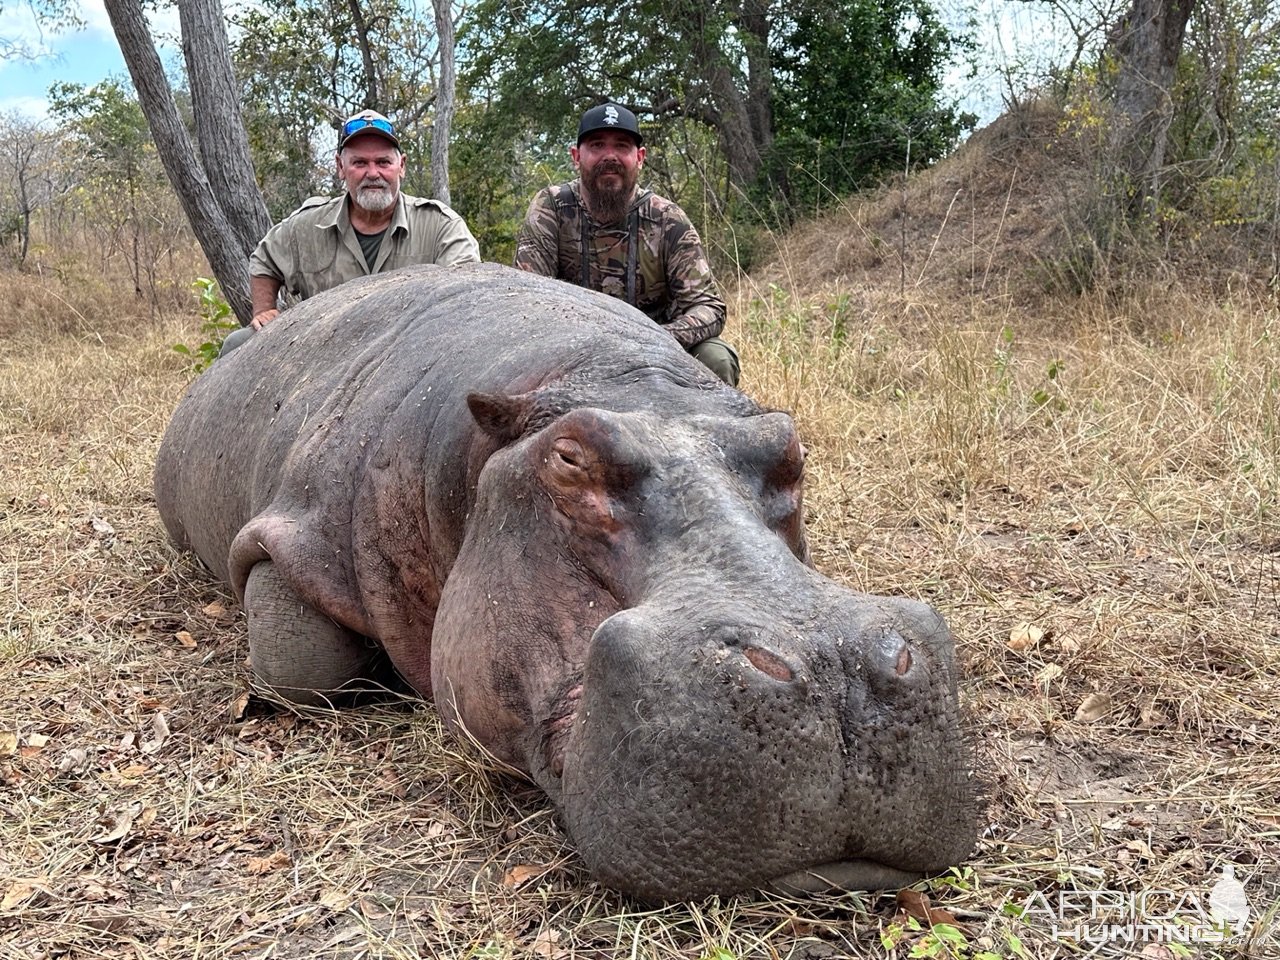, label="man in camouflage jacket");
[221,110,480,357]
[514,103,740,386]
